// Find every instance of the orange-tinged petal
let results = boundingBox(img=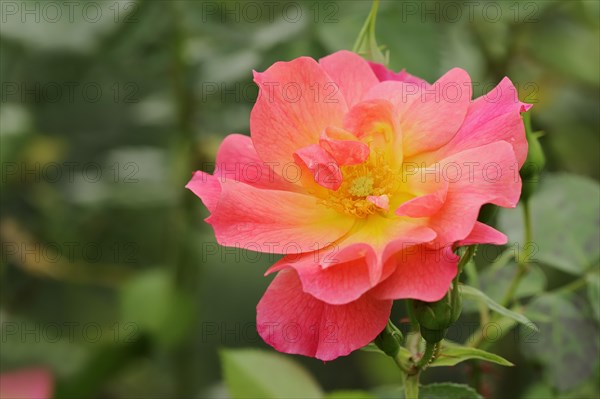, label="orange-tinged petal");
[396,179,448,218]
[250,57,346,175]
[265,219,436,304]
[365,68,472,157]
[266,244,375,305]
[425,77,530,168]
[319,50,379,108]
[372,246,458,301]
[215,134,302,191]
[206,180,354,253]
[294,144,343,190]
[422,141,521,245]
[367,195,389,211]
[337,218,437,285]
[320,127,370,166]
[343,99,401,159]
[368,62,430,86]
[185,171,221,213]
[257,269,392,361]
[457,222,508,246]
